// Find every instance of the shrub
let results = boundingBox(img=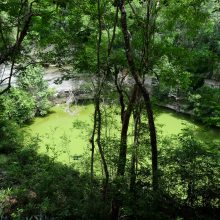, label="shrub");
[17,65,54,116]
[0,119,24,153]
[189,86,220,127]
[0,88,35,124]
